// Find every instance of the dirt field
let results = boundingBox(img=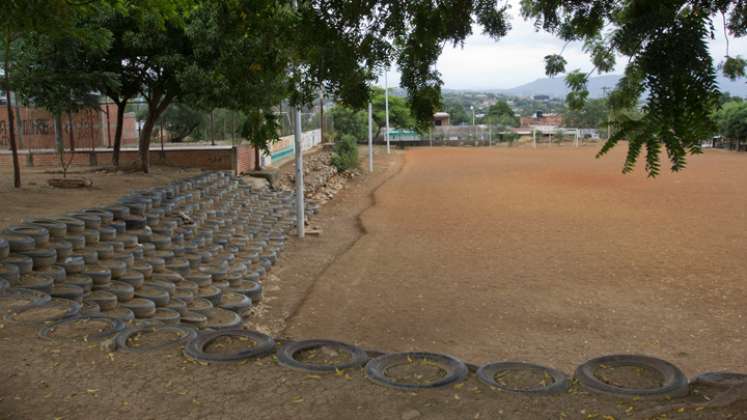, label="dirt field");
[284,146,747,376]
[1,146,746,419]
